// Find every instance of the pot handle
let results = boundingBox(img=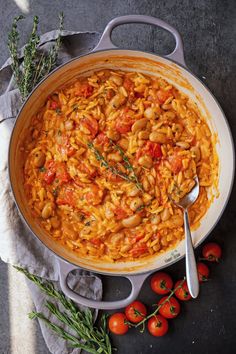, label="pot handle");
[94,15,186,67]
[57,258,149,310]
